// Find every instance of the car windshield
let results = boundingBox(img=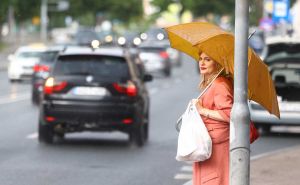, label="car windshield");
[139,47,165,52]
[53,55,129,78]
[40,51,59,63]
[17,51,44,59]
